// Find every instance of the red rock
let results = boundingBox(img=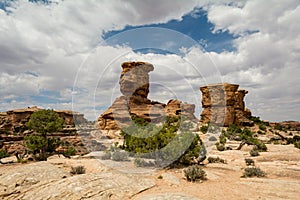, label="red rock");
[199,83,253,126]
[97,62,198,136]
